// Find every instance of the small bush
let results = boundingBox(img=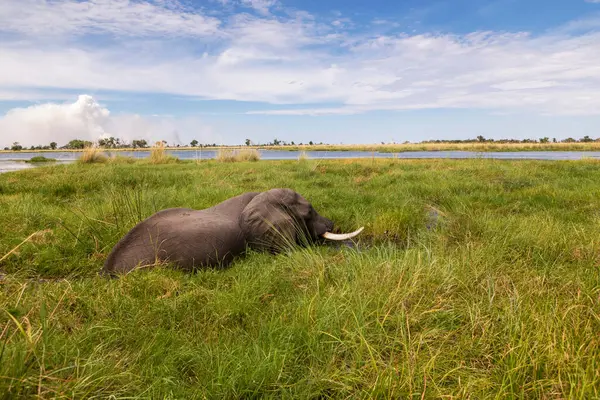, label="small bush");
[78,147,108,164]
[149,142,178,164]
[216,148,261,162]
[26,156,56,163]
